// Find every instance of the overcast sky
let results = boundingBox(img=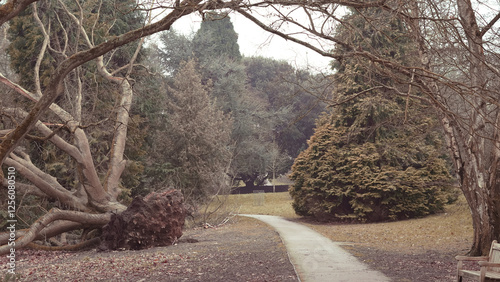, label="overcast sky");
[171,13,333,73]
